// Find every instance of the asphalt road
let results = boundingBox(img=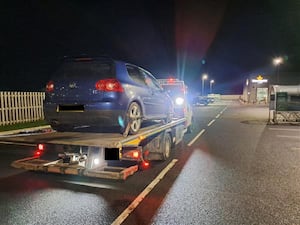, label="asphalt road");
[0,101,299,225]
